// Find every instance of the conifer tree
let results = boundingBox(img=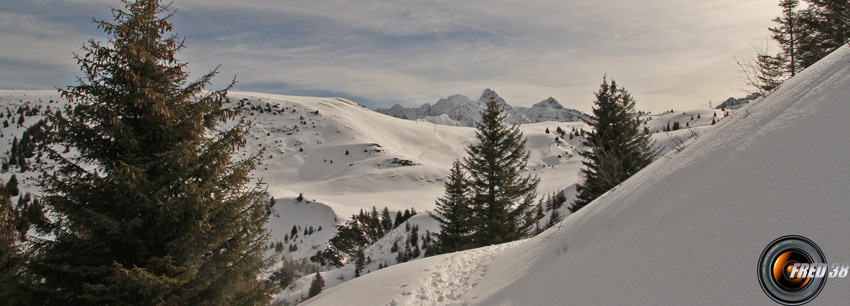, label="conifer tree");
[570,76,657,213]
[354,248,366,277]
[770,0,801,77]
[547,209,562,228]
[5,174,18,197]
[796,0,850,68]
[755,51,788,93]
[30,1,274,304]
[464,92,539,246]
[1,182,35,305]
[307,271,324,298]
[380,207,392,231]
[429,160,472,255]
